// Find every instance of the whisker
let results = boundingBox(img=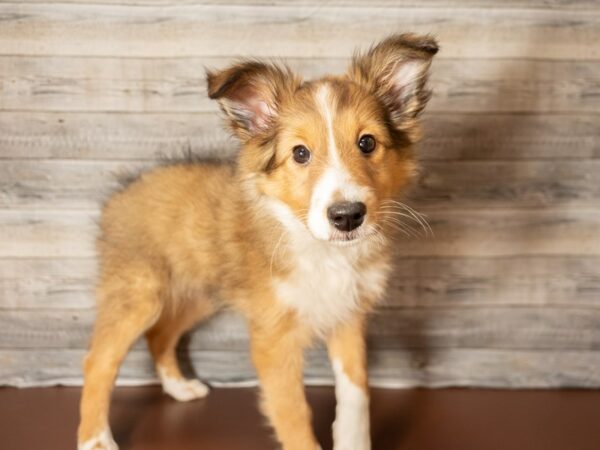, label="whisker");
[379,200,433,237]
[399,205,433,237]
[371,224,391,246]
[379,217,414,237]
